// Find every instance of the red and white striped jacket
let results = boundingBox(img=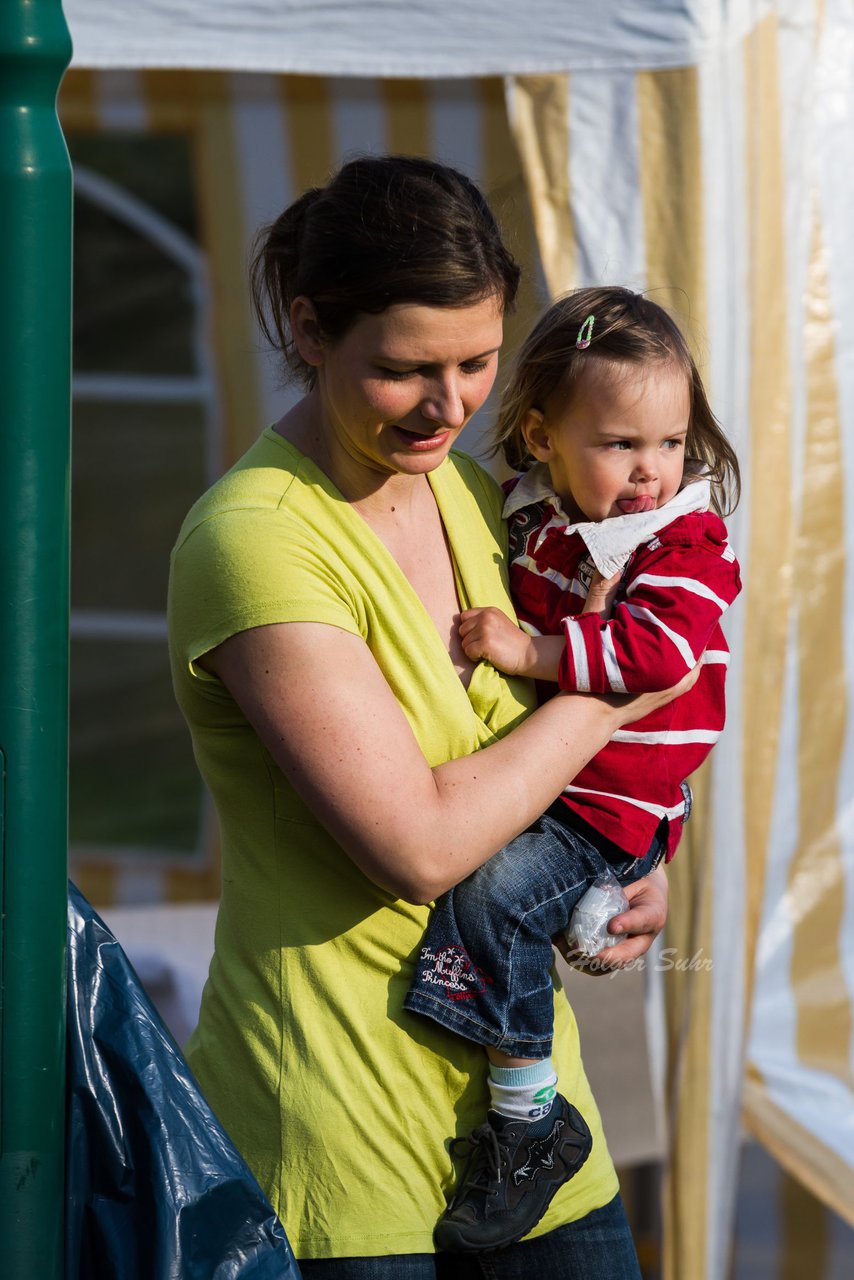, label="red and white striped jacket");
[505,471,742,862]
